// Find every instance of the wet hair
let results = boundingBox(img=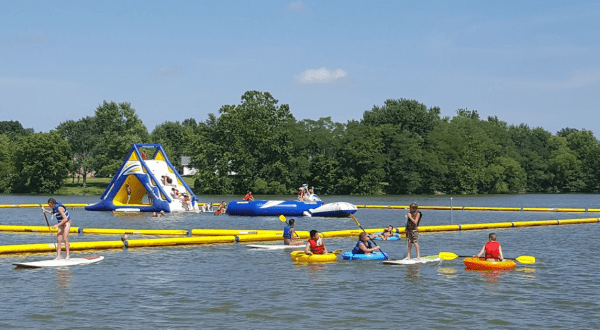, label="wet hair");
[309,230,318,238]
[410,202,418,209]
[47,198,57,204]
[359,232,368,240]
[489,233,497,241]
[289,219,295,225]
